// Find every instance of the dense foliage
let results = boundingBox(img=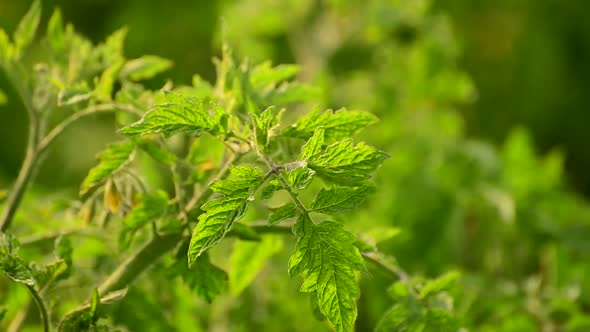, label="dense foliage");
[2,1,590,331]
